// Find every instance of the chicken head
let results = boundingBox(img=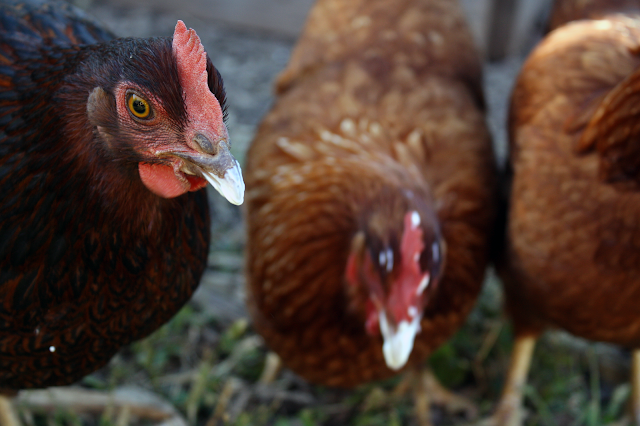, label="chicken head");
[85,21,244,204]
[346,208,444,371]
